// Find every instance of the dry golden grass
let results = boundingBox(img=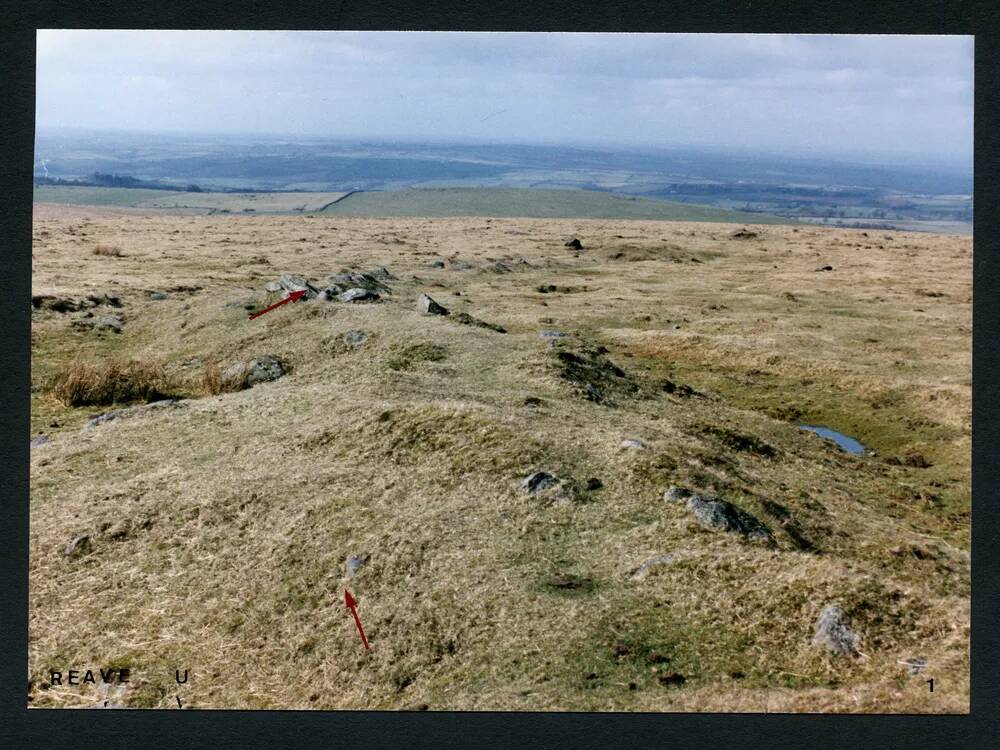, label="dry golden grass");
[28,204,970,712]
[50,357,172,407]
